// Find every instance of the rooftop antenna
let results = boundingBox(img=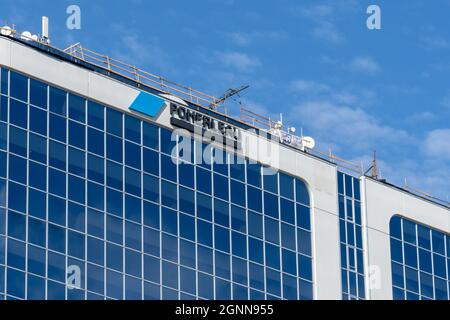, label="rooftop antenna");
[371,150,378,179]
[41,16,50,44]
[209,85,249,110]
